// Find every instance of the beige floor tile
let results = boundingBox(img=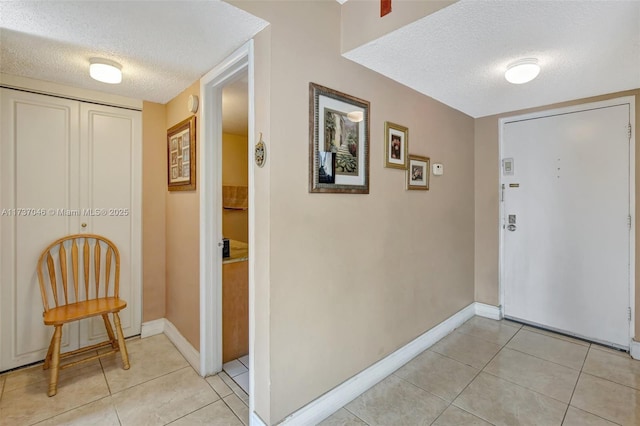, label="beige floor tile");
[33,396,120,426]
[220,371,249,406]
[3,352,101,394]
[430,329,503,369]
[562,406,618,426]
[346,375,448,425]
[224,393,249,426]
[501,319,523,329]
[318,408,367,425]
[453,372,567,426]
[206,374,234,398]
[484,347,579,403]
[590,344,630,358]
[101,334,188,394]
[583,347,640,390]
[394,350,479,402]
[432,405,492,425]
[112,366,218,426]
[456,317,519,346]
[0,361,109,426]
[521,325,590,347]
[507,329,588,370]
[571,373,640,425]
[172,400,244,426]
